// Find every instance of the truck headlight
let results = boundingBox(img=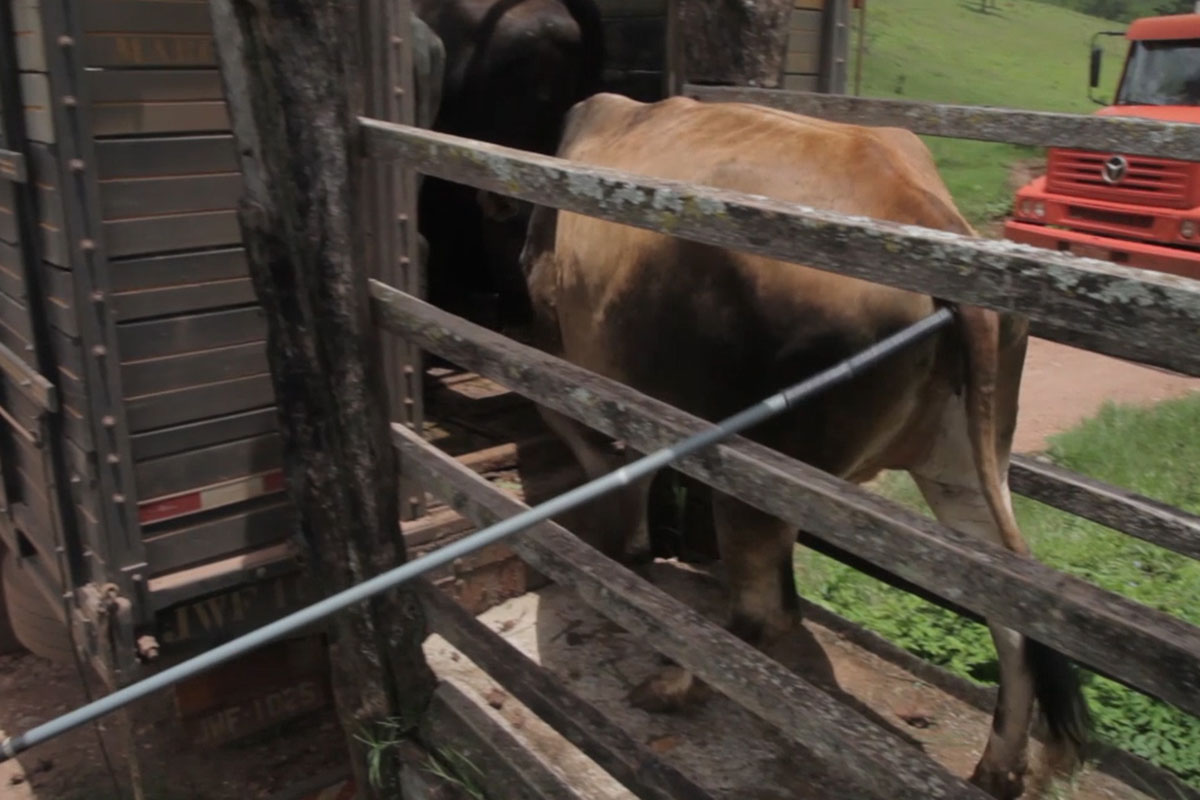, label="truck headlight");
[1034,202,1046,219]
[1182,220,1197,239]
[1019,200,1034,217]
